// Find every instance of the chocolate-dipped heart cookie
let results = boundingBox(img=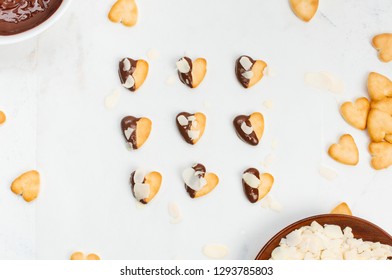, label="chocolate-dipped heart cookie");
[182,163,219,198]
[176,112,206,145]
[233,112,264,146]
[242,168,274,203]
[119,57,149,91]
[235,55,267,88]
[176,57,207,88]
[121,116,152,150]
[130,168,162,204]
